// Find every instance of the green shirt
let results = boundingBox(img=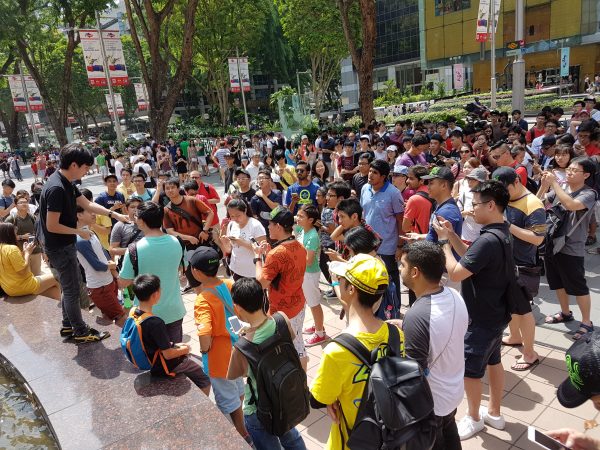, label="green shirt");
[96,154,105,167]
[297,227,320,273]
[243,317,277,416]
[179,140,189,158]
